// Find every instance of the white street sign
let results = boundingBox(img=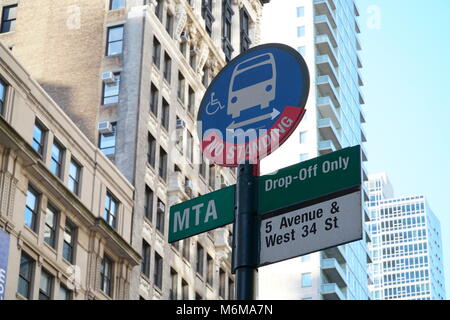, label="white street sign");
[259,190,362,267]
